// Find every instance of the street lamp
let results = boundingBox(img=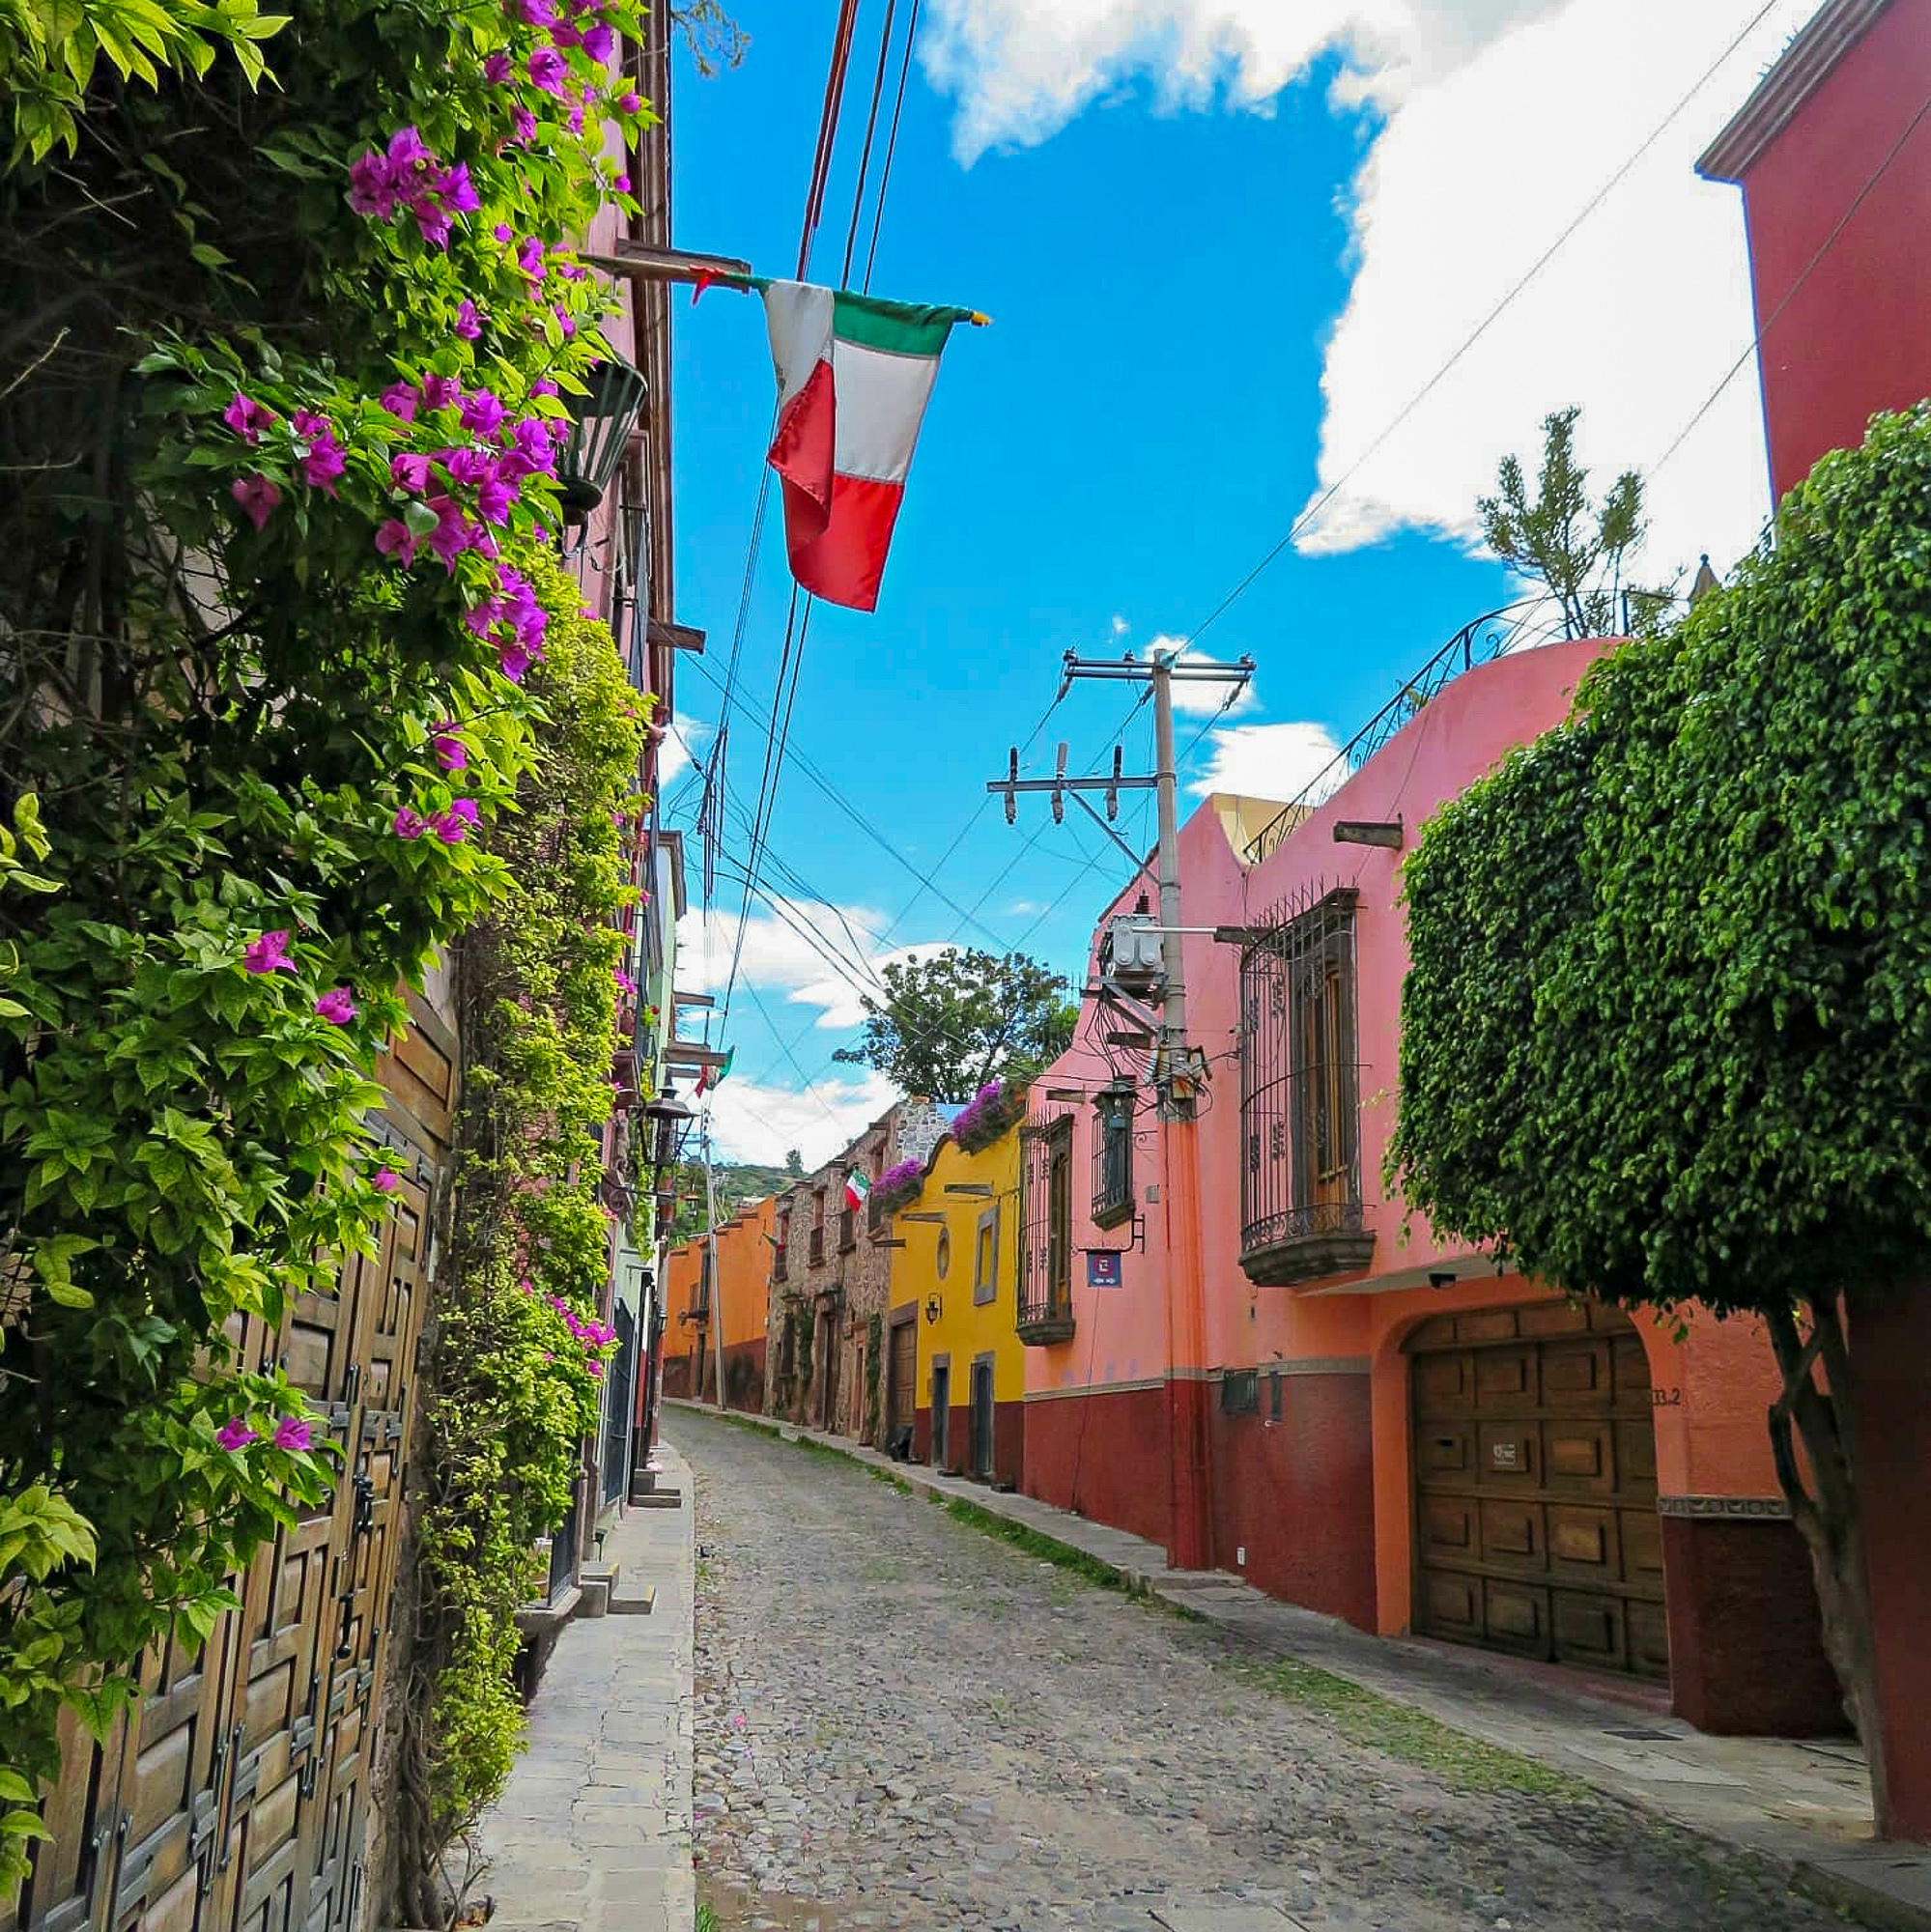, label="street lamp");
[557,357,648,521]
